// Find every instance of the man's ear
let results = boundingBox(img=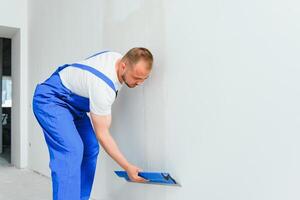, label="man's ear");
[121,61,126,71]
